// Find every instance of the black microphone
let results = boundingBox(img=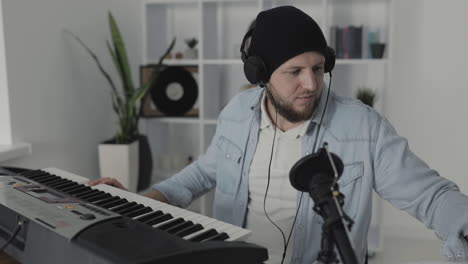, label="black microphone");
[289,144,358,264]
